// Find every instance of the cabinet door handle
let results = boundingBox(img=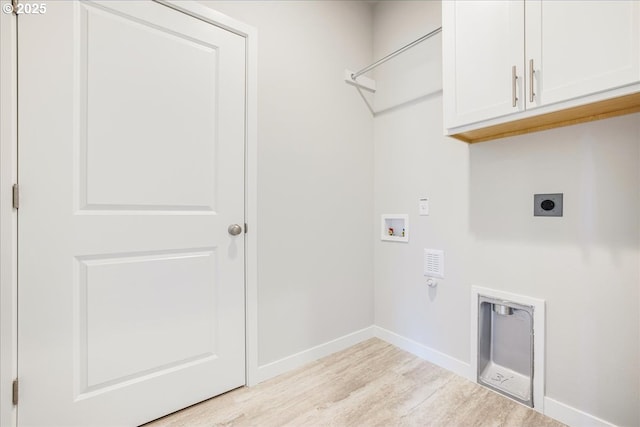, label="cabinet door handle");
[512,66,518,107]
[529,59,535,102]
